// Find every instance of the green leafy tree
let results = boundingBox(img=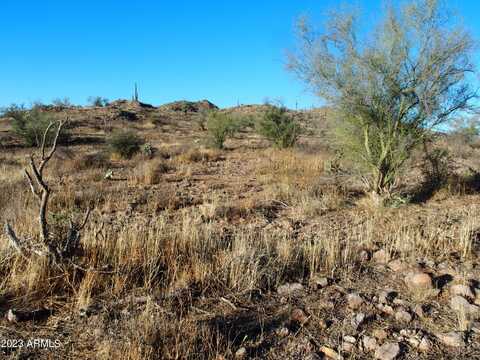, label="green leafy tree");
[288,0,478,199]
